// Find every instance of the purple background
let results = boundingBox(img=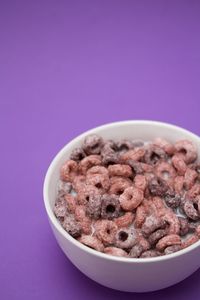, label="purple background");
[1,1,200,299]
